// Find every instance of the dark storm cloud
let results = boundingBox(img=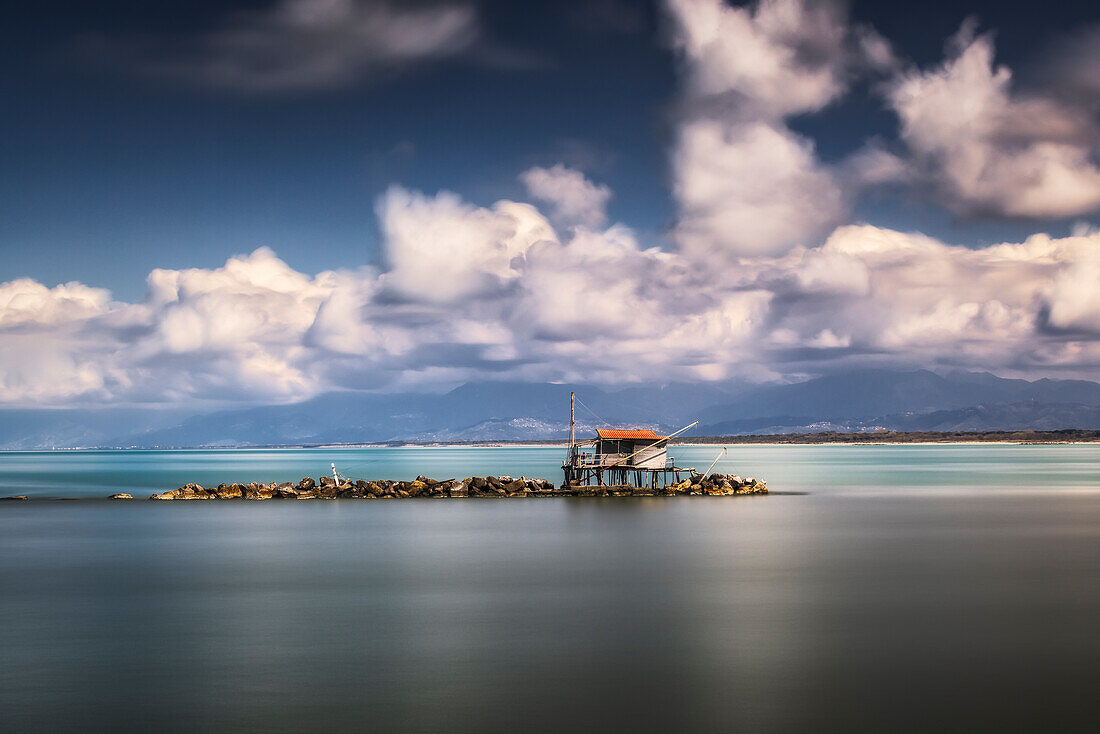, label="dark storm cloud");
[1031,23,1100,110]
[91,0,483,93]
